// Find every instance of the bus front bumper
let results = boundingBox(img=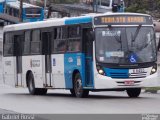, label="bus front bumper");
[94,73,160,89]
